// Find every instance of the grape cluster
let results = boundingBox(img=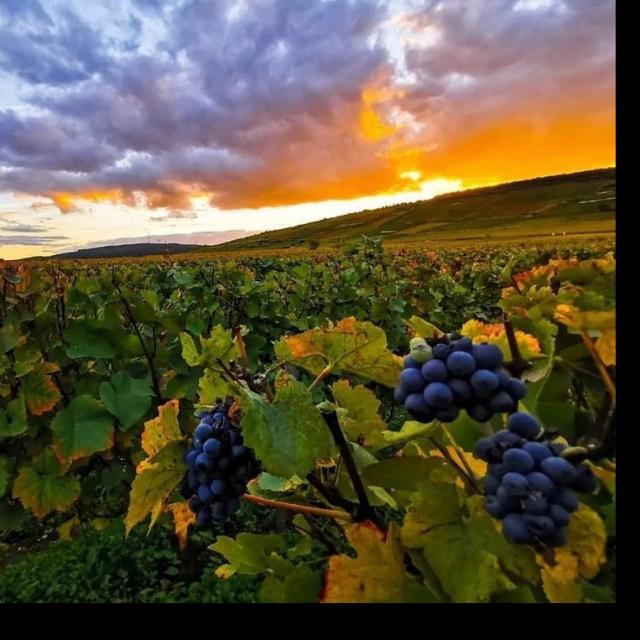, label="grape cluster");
[474,412,598,546]
[394,337,527,423]
[183,397,260,527]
